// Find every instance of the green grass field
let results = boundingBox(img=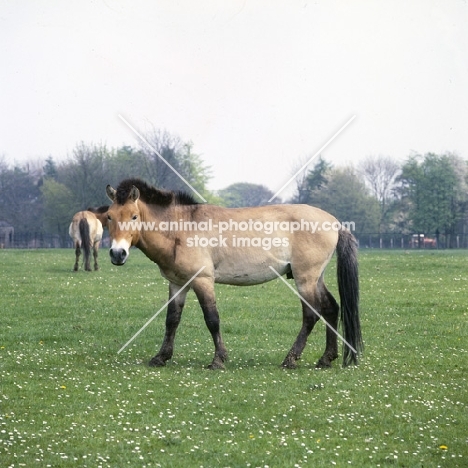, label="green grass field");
[1,248,466,467]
